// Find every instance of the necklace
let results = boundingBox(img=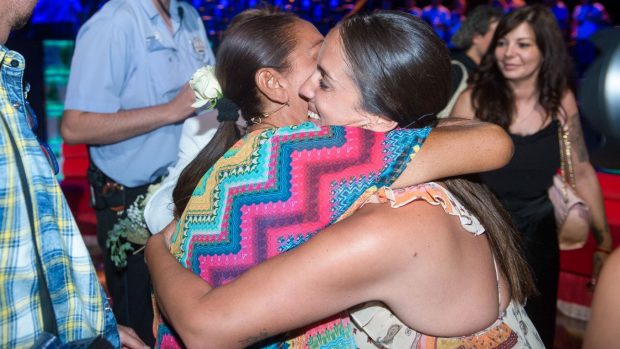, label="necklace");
[511,101,548,135]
